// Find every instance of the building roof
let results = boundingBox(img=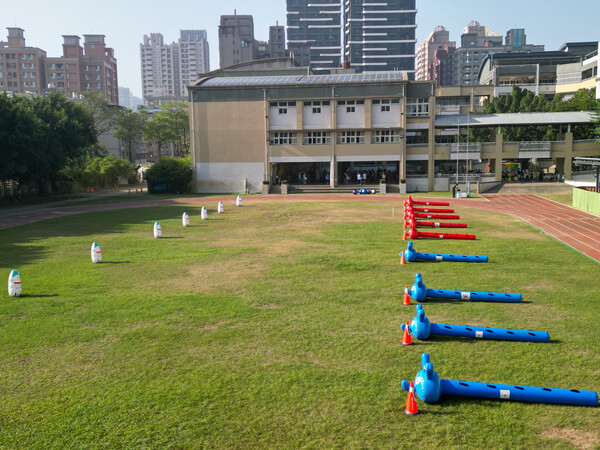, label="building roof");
[435,111,596,127]
[195,71,409,88]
